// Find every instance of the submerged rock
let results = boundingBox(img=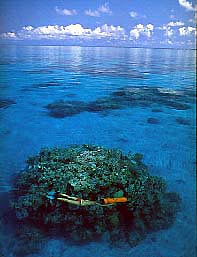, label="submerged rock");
[11,145,181,246]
